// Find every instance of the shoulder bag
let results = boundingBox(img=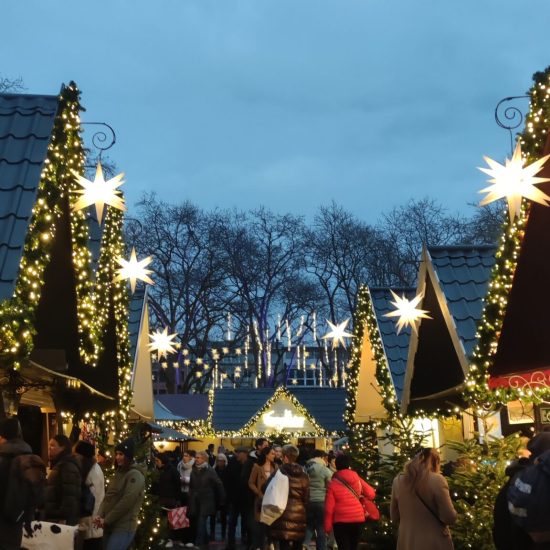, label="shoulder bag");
[334,474,380,522]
